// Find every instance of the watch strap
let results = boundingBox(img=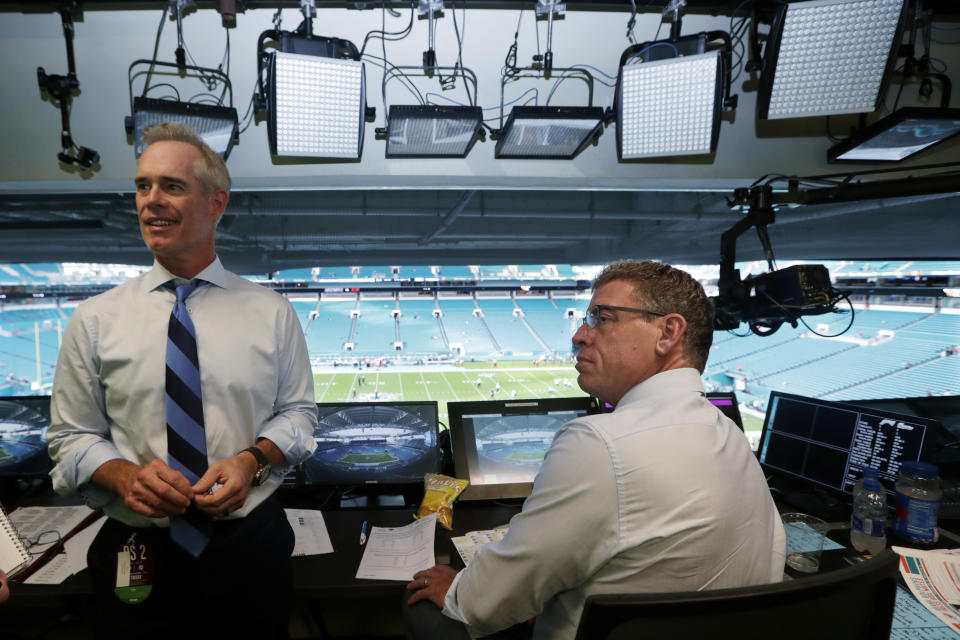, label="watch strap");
[240,446,270,486]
